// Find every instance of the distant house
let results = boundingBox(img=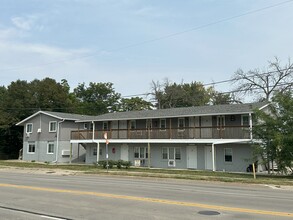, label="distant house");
[17,102,269,172]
